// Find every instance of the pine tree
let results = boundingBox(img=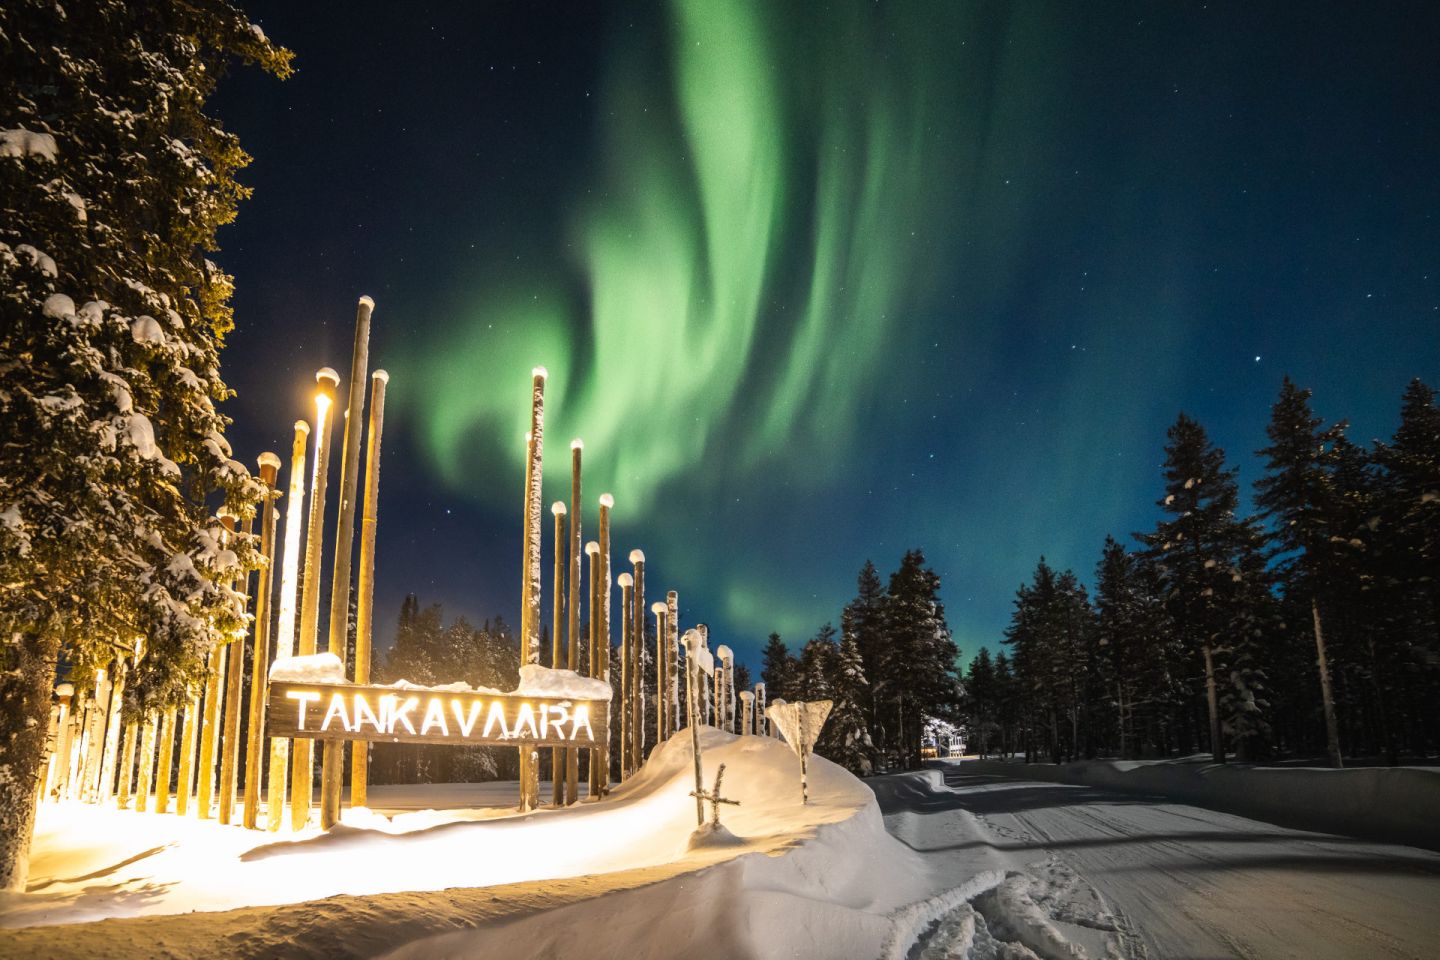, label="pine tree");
[0,2,290,889]
[821,630,874,775]
[1254,377,1348,766]
[1138,413,1262,764]
[882,550,962,769]
[760,633,797,702]
[964,648,997,758]
[798,624,838,701]
[842,560,887,729]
